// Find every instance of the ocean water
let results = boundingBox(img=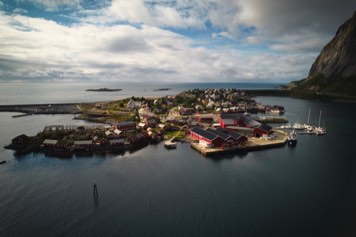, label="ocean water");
[0,88,356,236]
[0,82,281,105]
